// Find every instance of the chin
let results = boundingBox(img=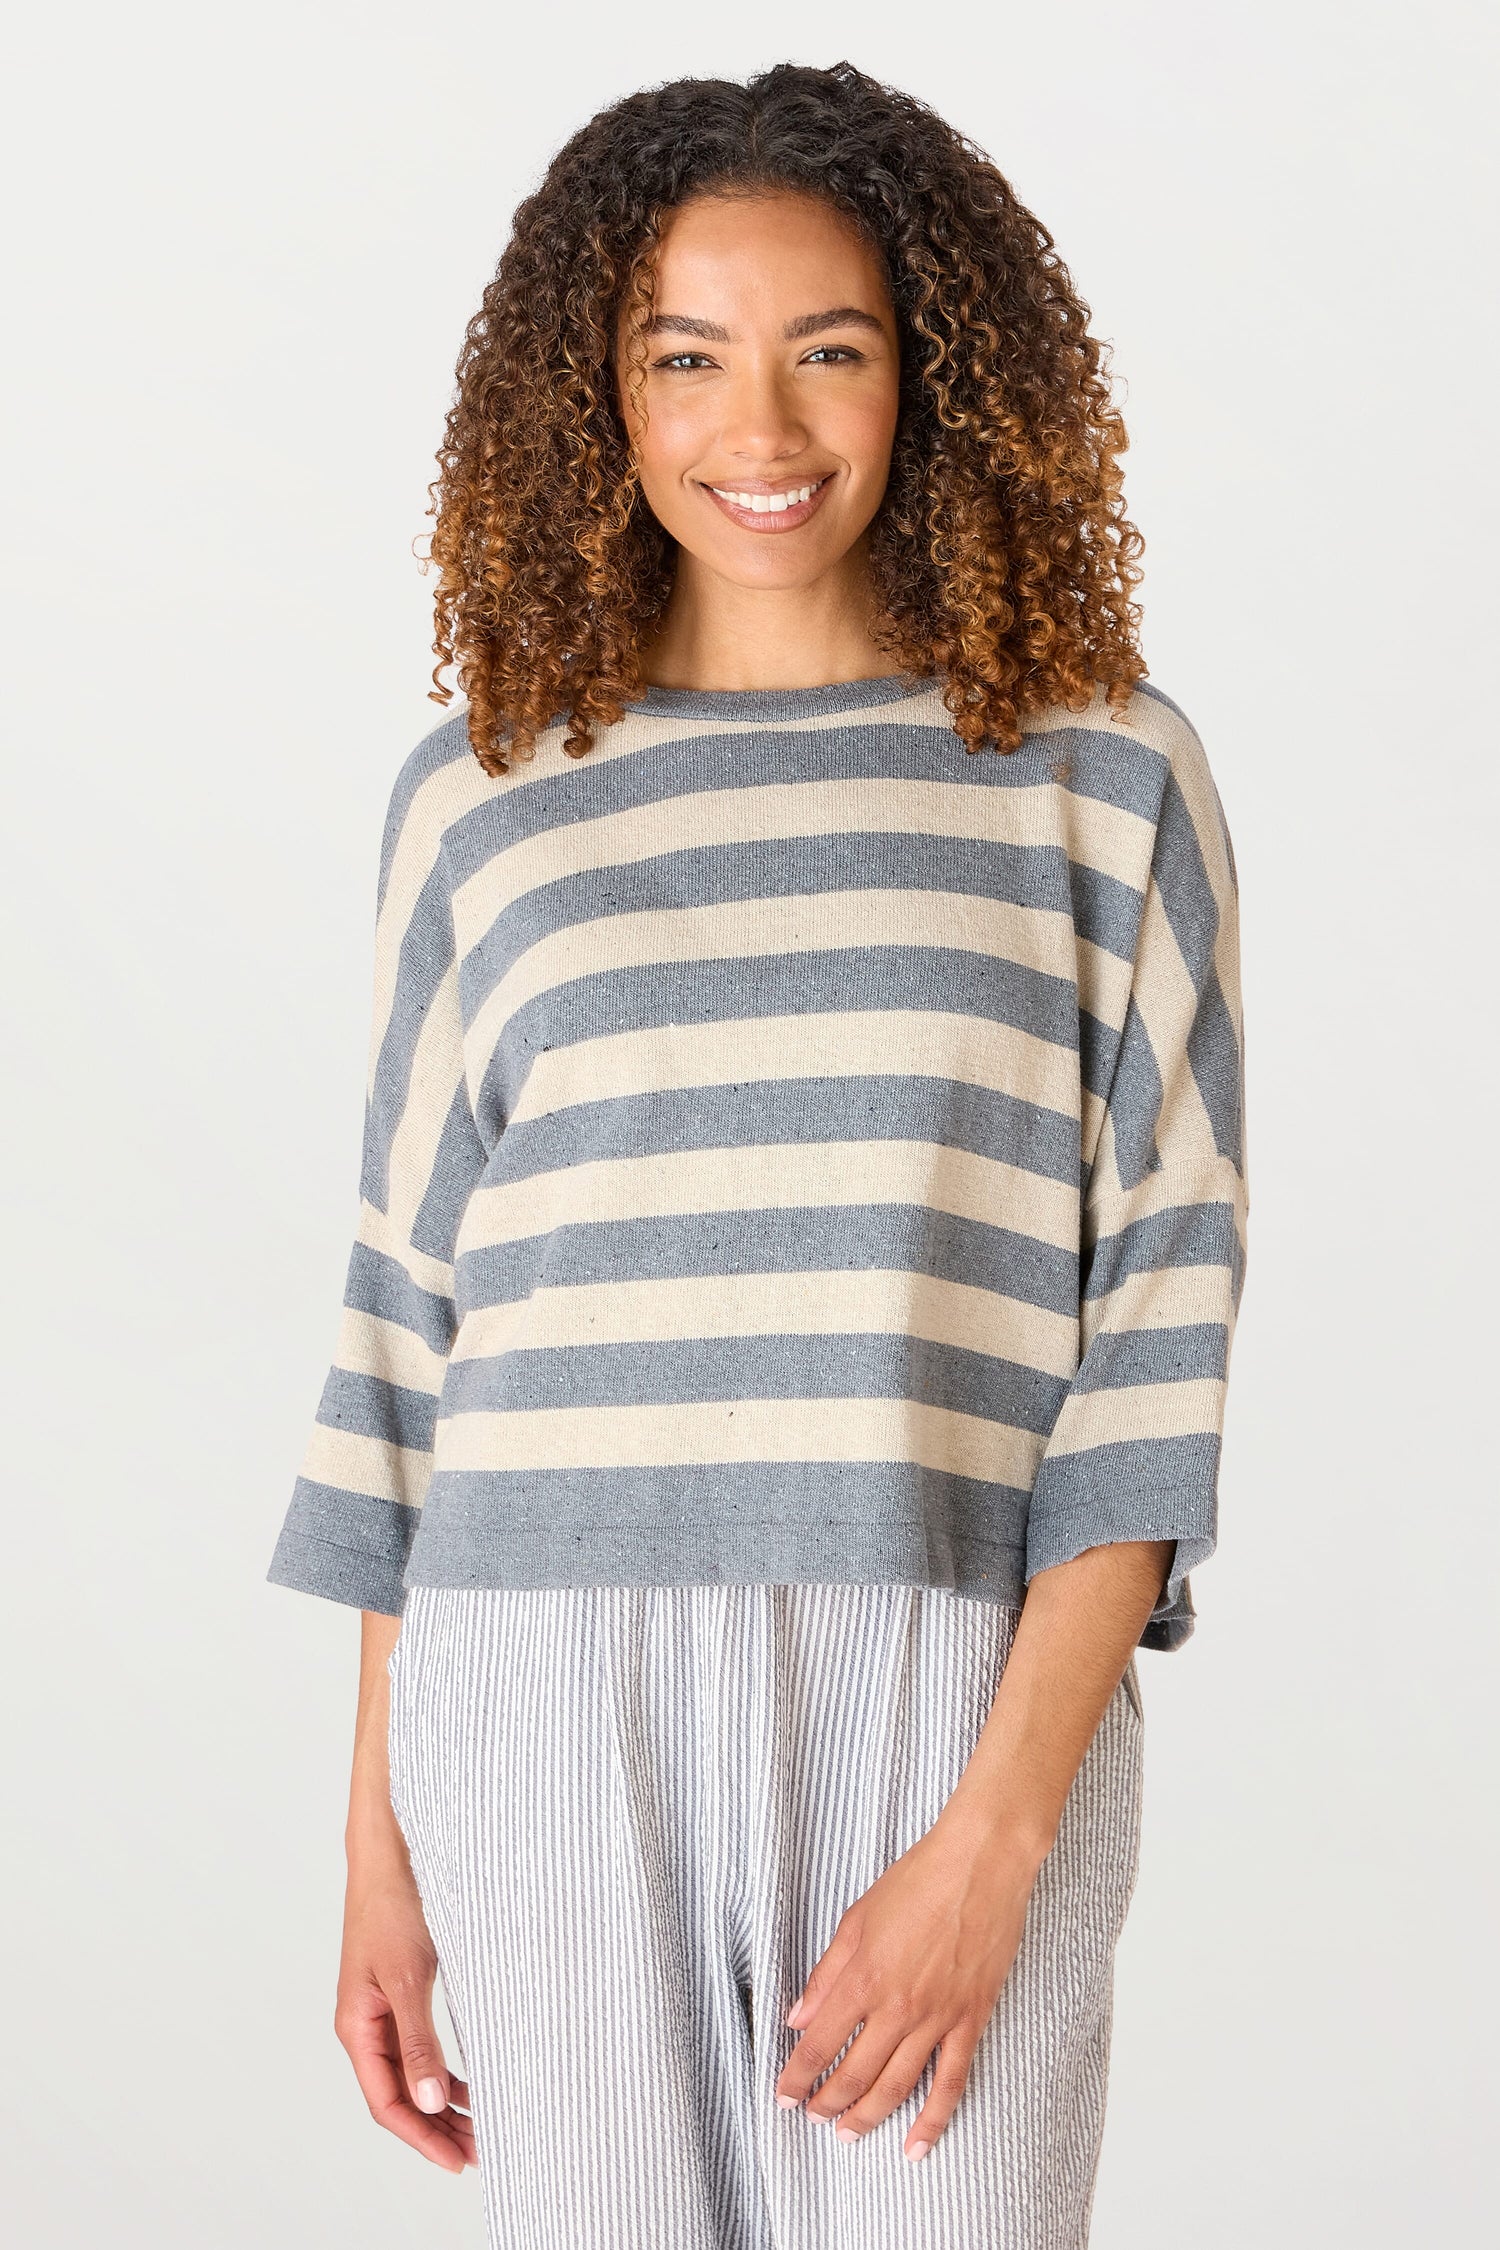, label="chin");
[701,541,841,591]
